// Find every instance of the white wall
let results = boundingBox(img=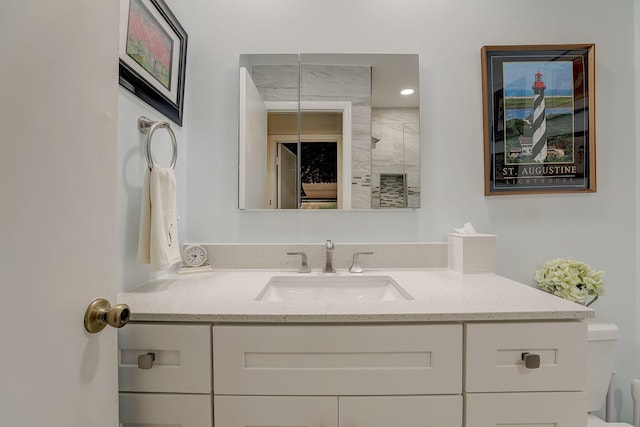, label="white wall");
[117,0,189,290]
[113,0,638,421]
[176,0,638,421]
